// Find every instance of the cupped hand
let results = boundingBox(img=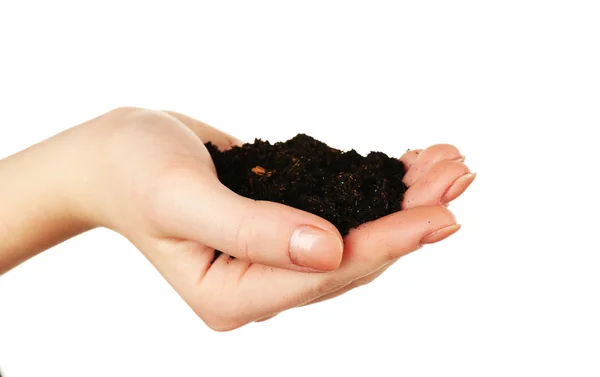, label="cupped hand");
[82,107,475,331]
